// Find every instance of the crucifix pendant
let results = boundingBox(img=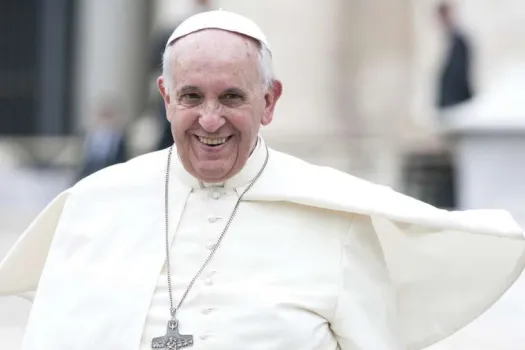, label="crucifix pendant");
[151,318,194,349]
